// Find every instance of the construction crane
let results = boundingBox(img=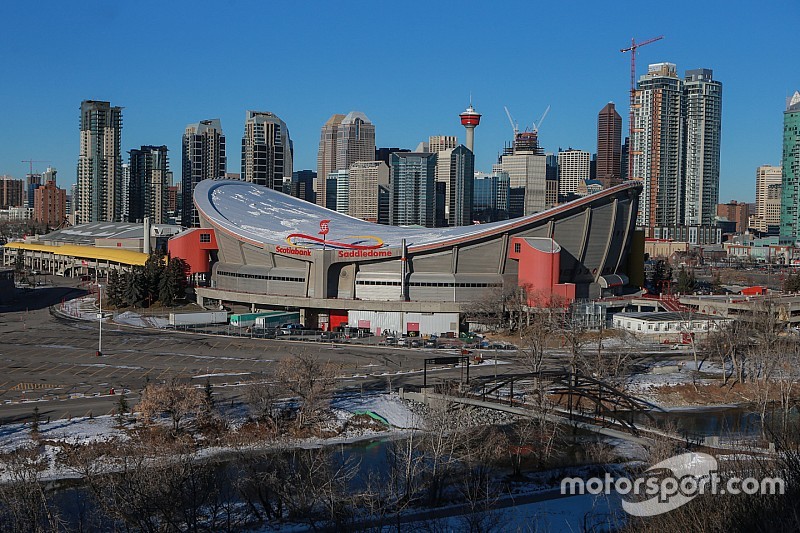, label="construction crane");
[21,159,51,176]
[532,105,550,133]
[620,35,663,180]
[503,106,519,138]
